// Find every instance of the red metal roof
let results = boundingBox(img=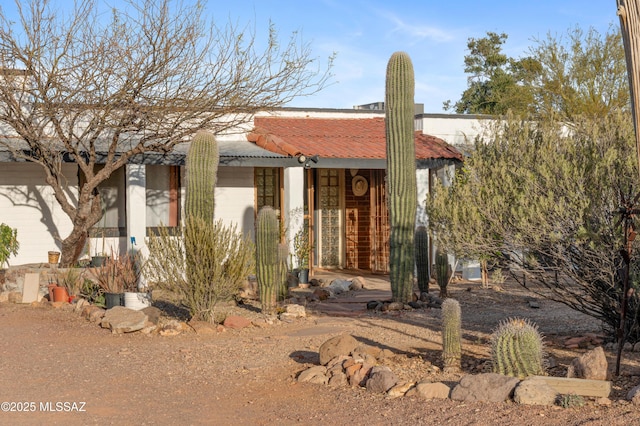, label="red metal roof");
[248,116,463,161]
